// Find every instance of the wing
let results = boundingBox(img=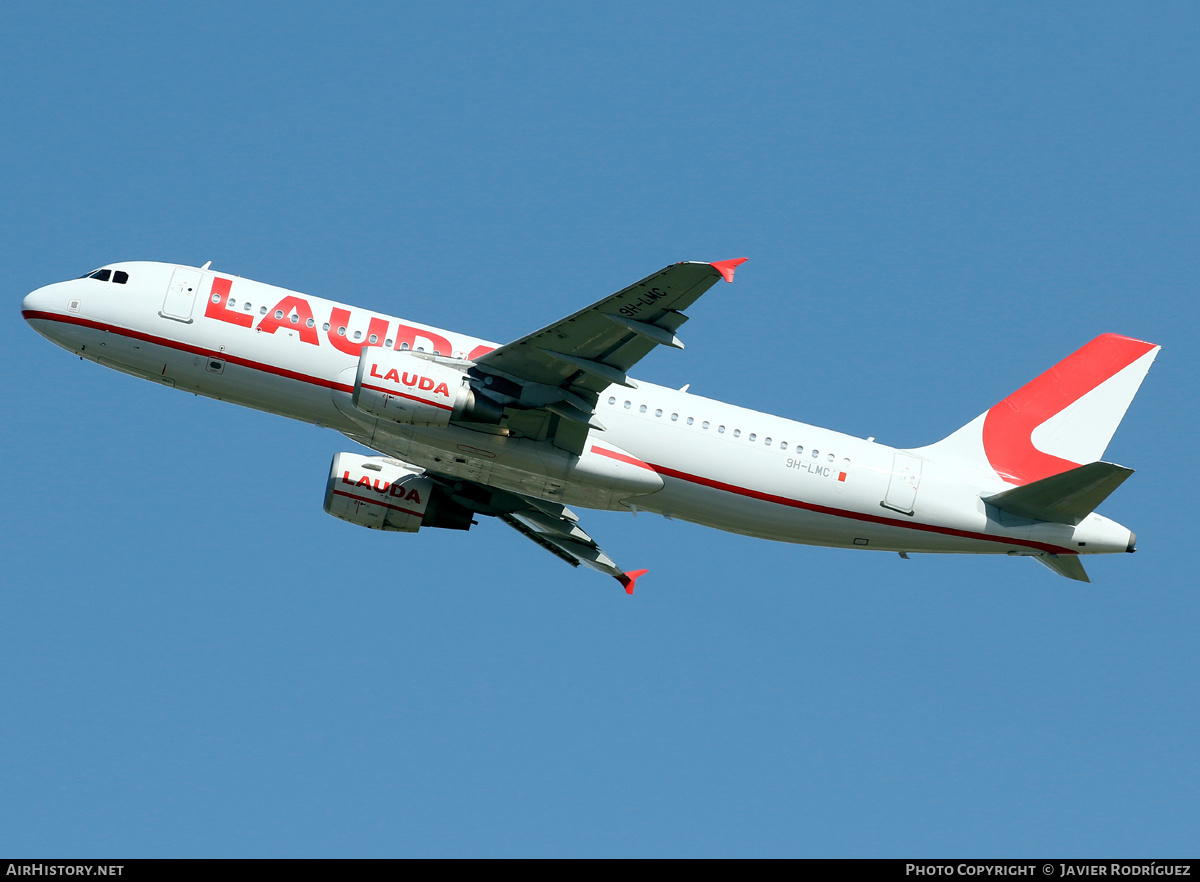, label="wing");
[419,469,648,594]
[499,510,647,594]
[468,259,745,455]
